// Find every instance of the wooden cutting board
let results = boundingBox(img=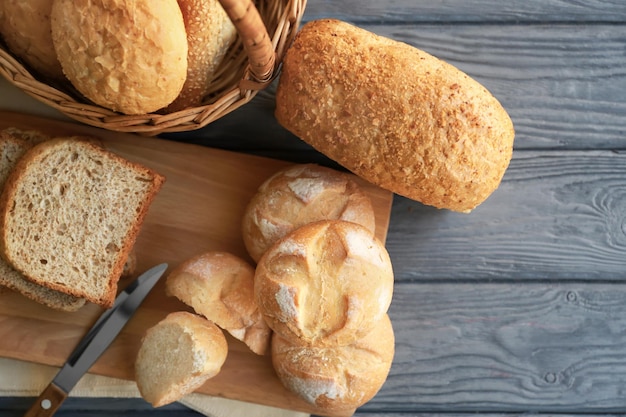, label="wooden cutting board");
[0,111,393,416]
